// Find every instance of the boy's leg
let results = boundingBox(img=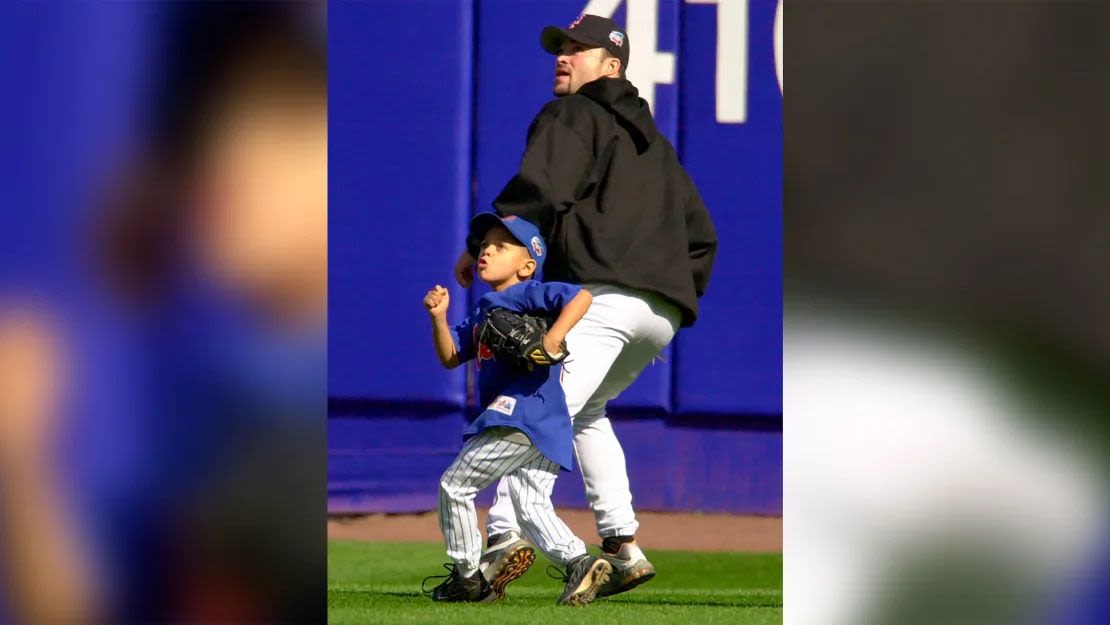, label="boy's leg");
[485,290,629,537]
[483,288,678,598]
[438,428,542,578]
[505,456,612,606]
[504,457,586,565]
